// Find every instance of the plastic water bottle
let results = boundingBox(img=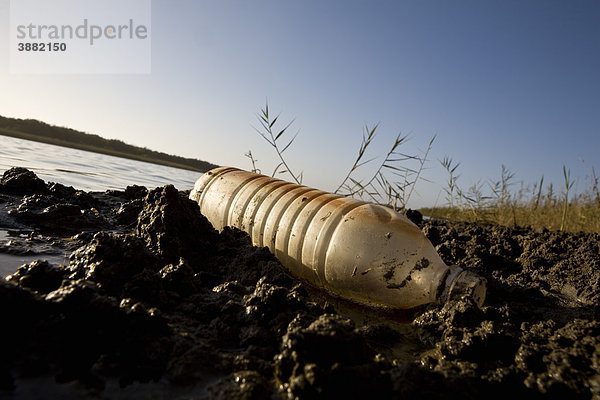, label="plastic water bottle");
[190,167,486,309]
